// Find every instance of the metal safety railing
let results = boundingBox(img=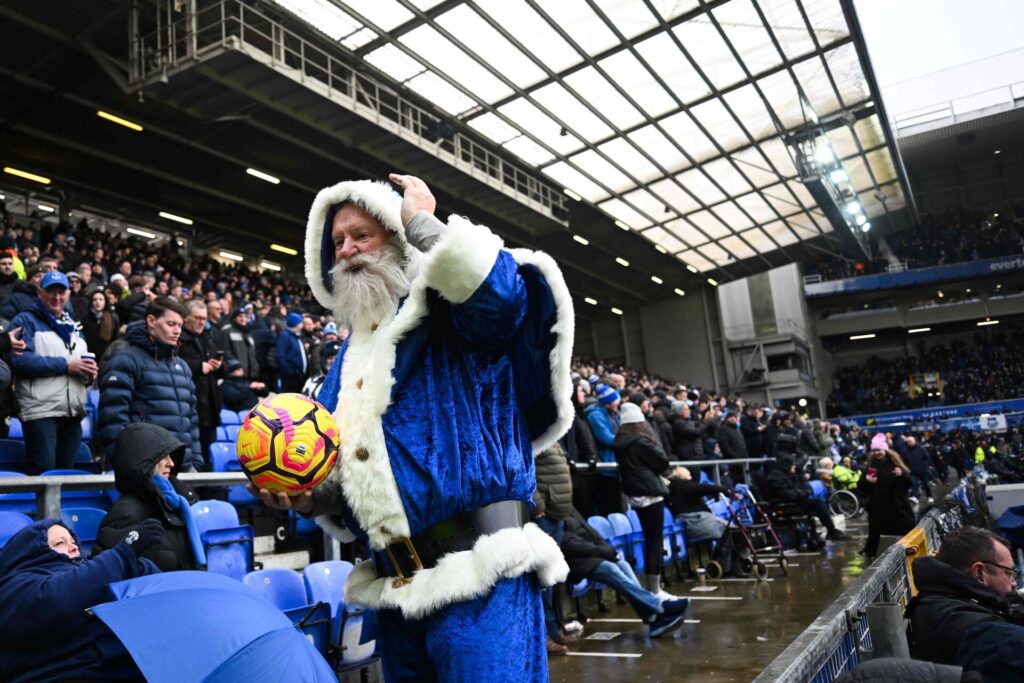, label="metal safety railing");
[753,482,974,683]
[128,0,568,224]
[0,472,249,520]
[576,458,770,489]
